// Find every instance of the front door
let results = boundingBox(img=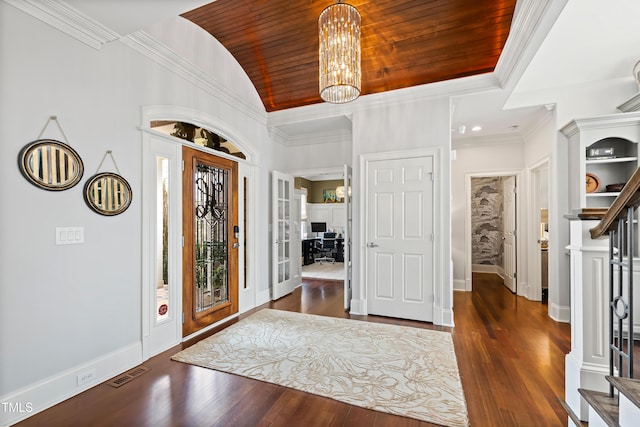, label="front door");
[366,156,434,322]
[182,146,239,336]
